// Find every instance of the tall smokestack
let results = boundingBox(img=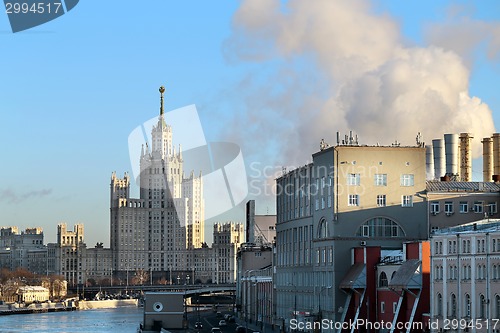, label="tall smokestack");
[246,200,255,243]
[444,134,459,177]
[425,145,434,180]
[459,133,473,181]
[482,137,493,182]
[432,139,445,179]
[493,133,500,179]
